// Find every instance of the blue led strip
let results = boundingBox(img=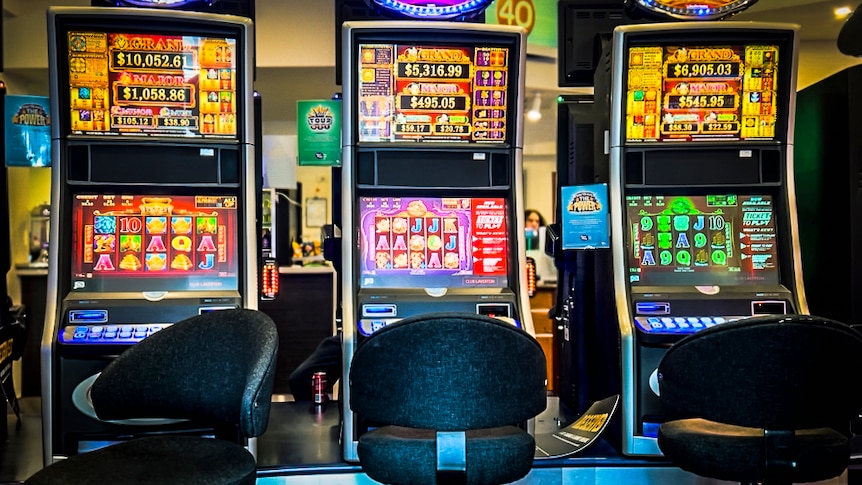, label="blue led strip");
[632,0,759,20]
[367,0,494,20]
[119,0,202,7]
